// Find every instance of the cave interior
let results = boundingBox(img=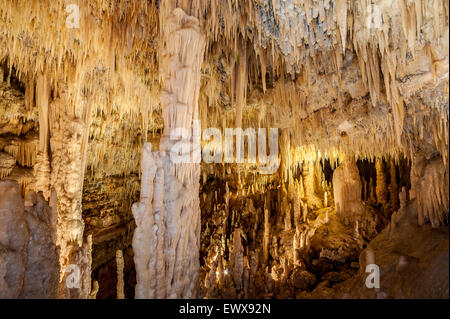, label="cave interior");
[0,0,449,299]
